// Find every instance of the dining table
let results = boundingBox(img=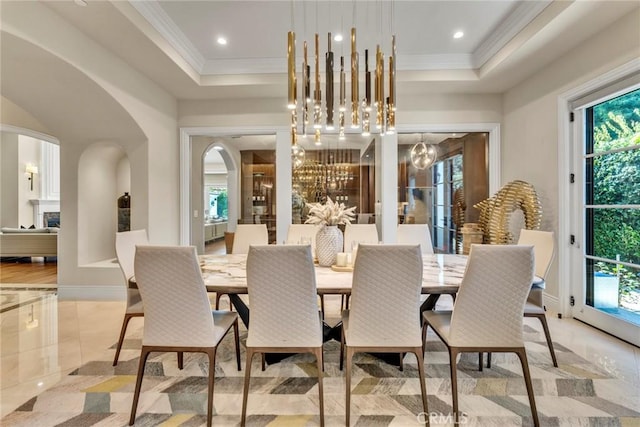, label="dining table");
[199,253,467,332]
